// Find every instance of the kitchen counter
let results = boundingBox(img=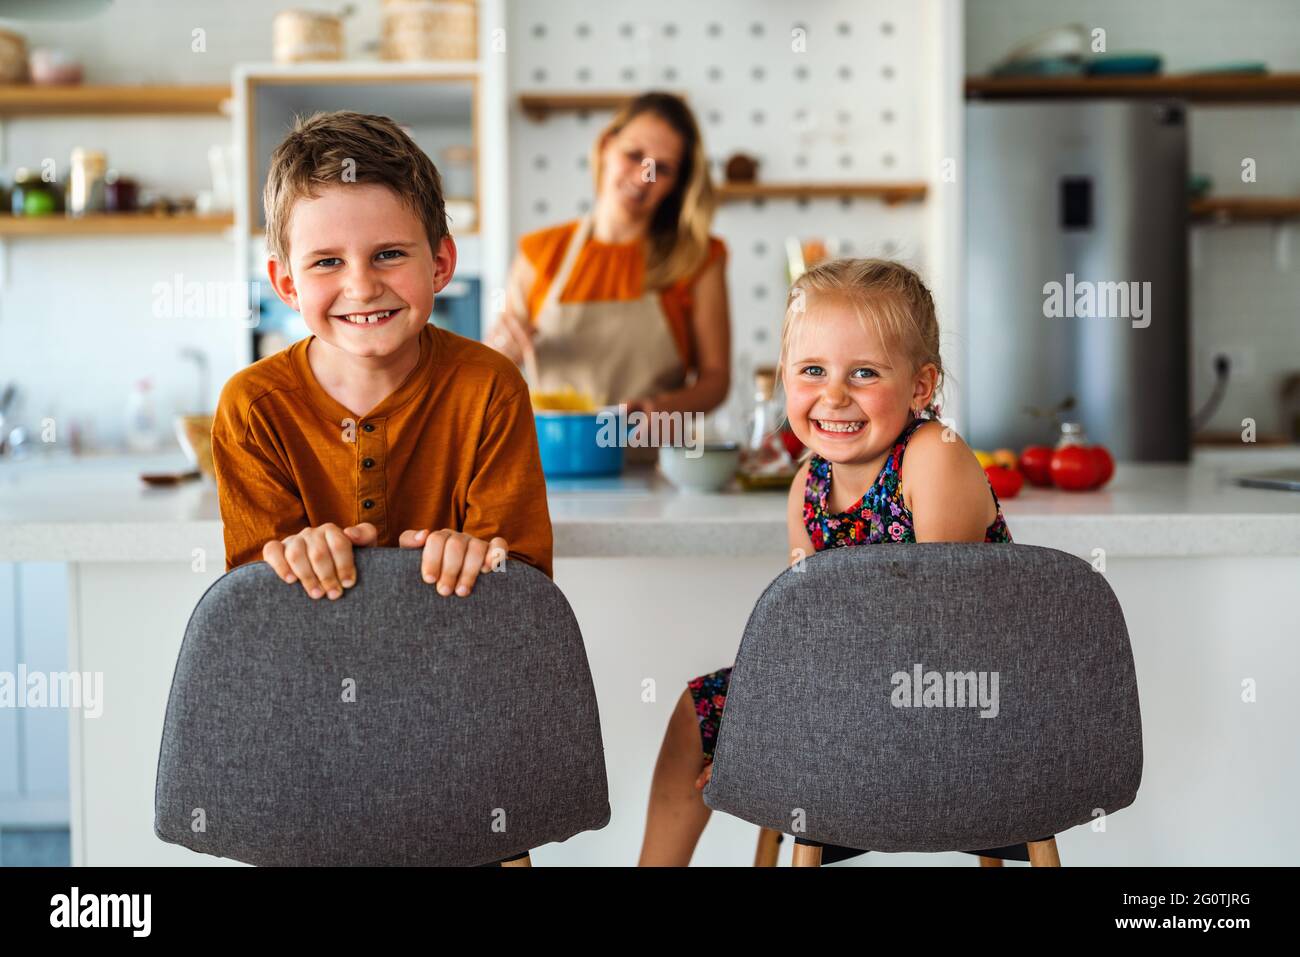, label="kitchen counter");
[5,445,1299,867]
[3,447,1299,562]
